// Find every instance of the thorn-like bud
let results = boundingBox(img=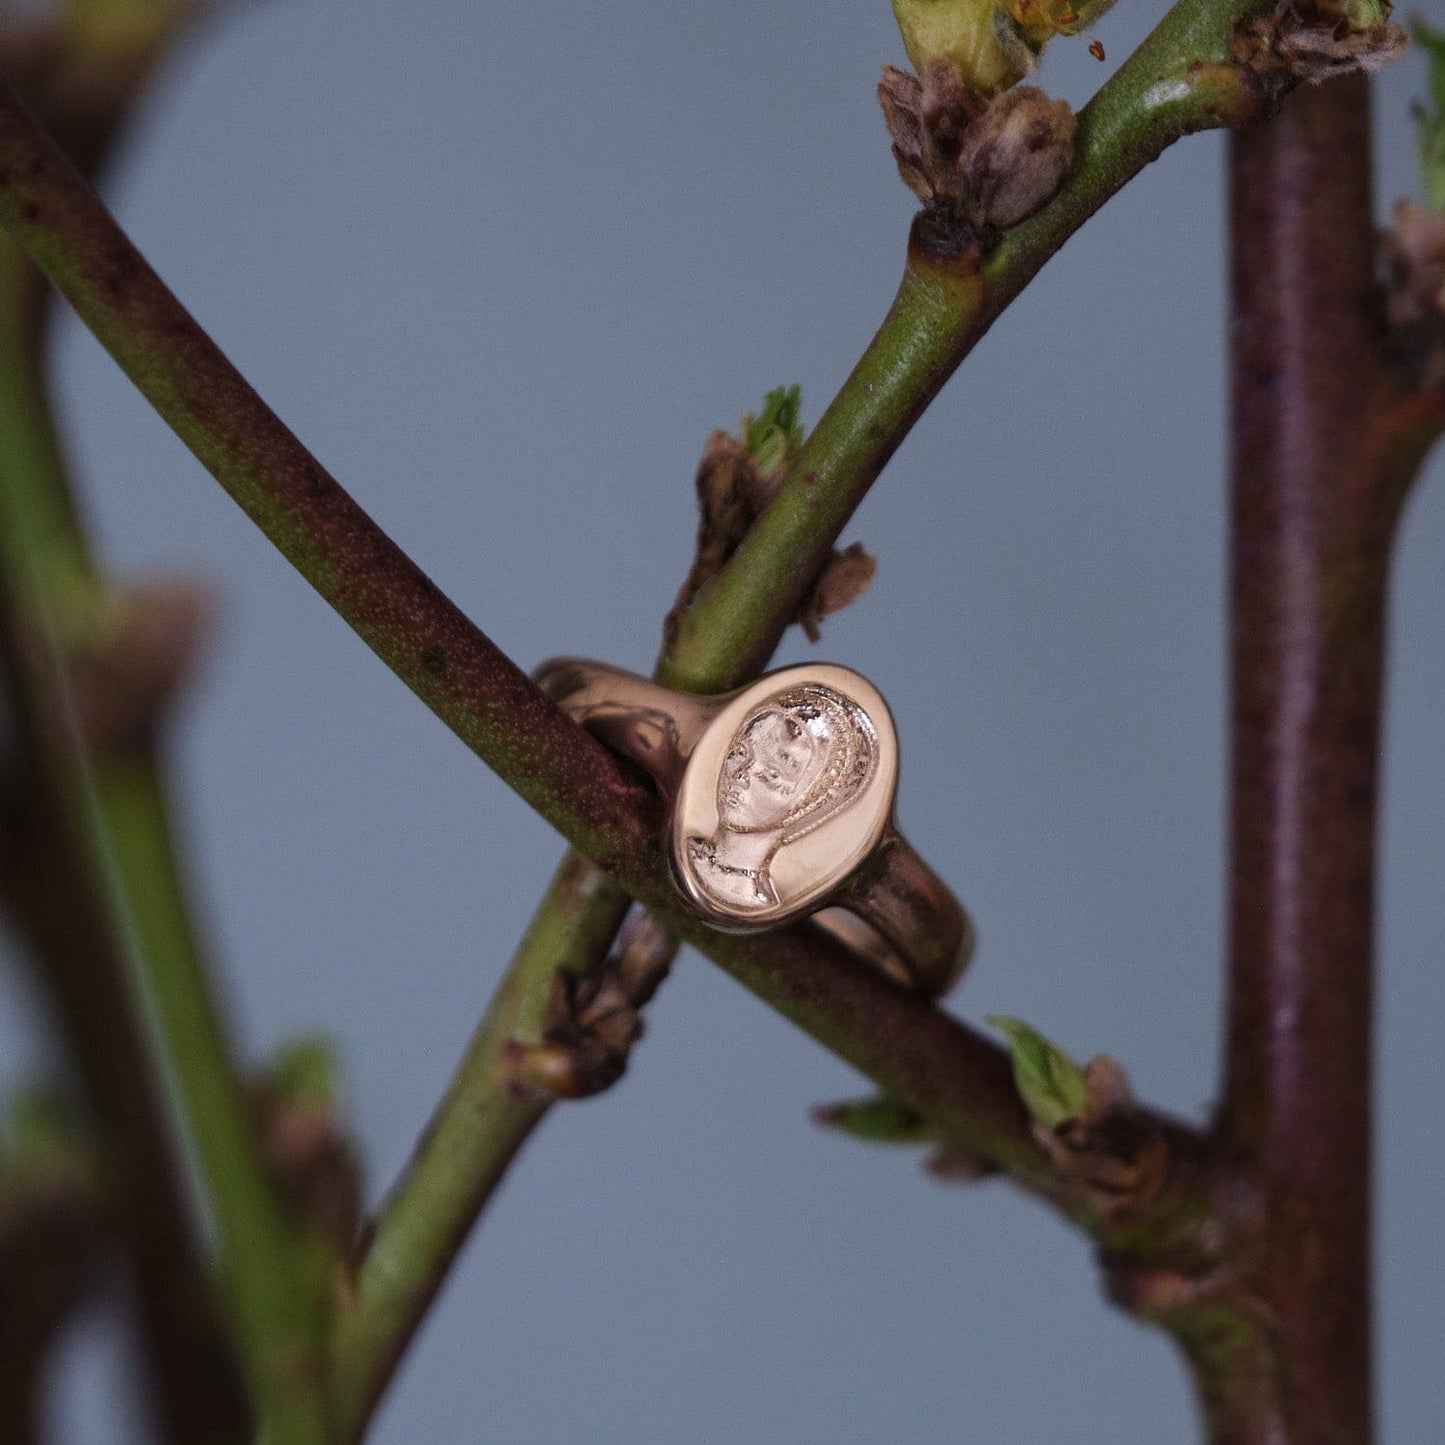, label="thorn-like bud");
[665,392,878,650]
[798,542,878,644]
[511,909,679,1103]
[612,908,676,1008]
[1083,1053,1134,1115]
[925,1142,999,1183]
[503,1039,625,1101]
